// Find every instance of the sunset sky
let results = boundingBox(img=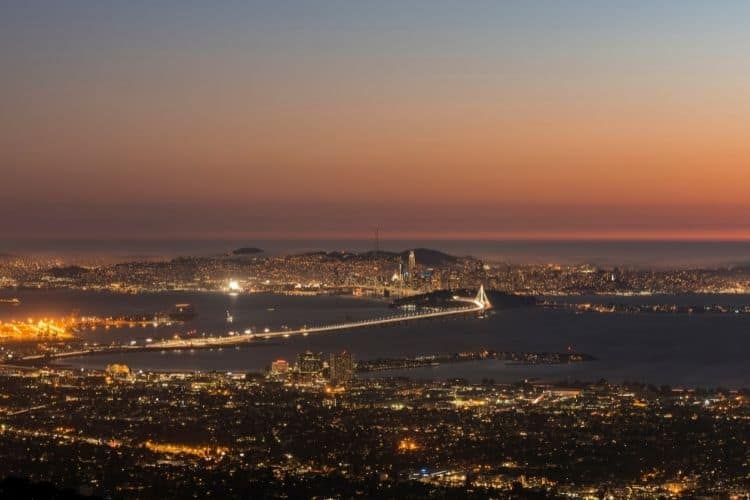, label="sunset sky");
[3,1,750,240]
